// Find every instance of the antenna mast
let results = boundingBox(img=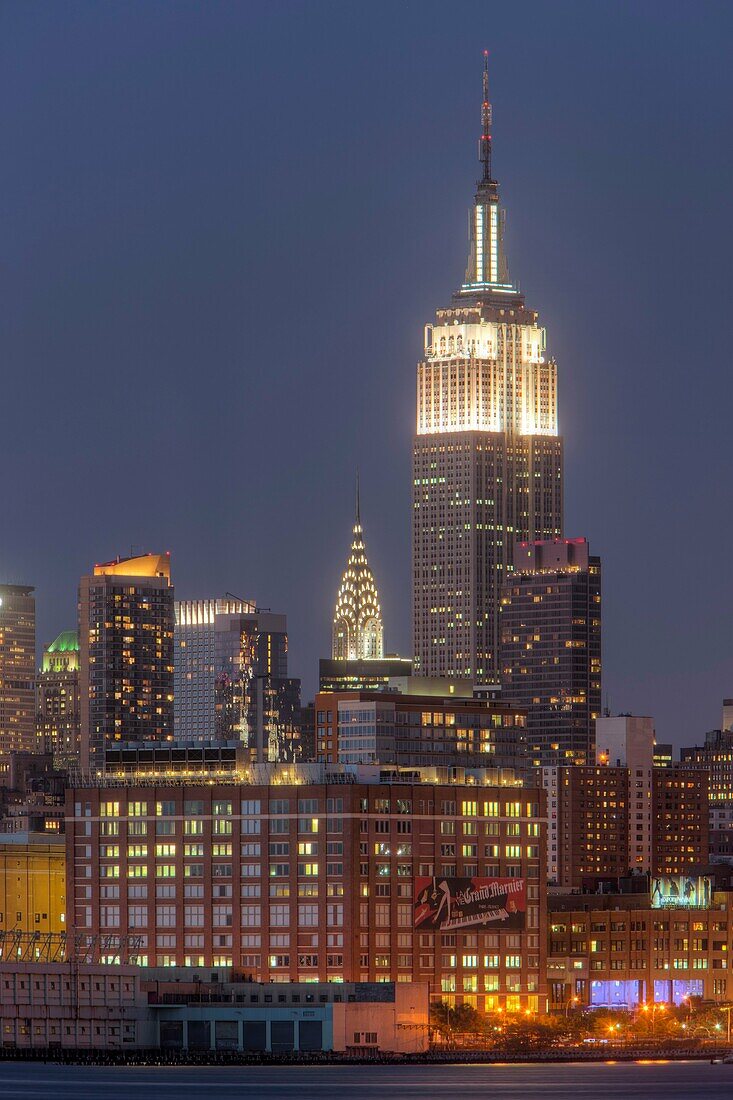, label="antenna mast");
[480,49,493,182]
